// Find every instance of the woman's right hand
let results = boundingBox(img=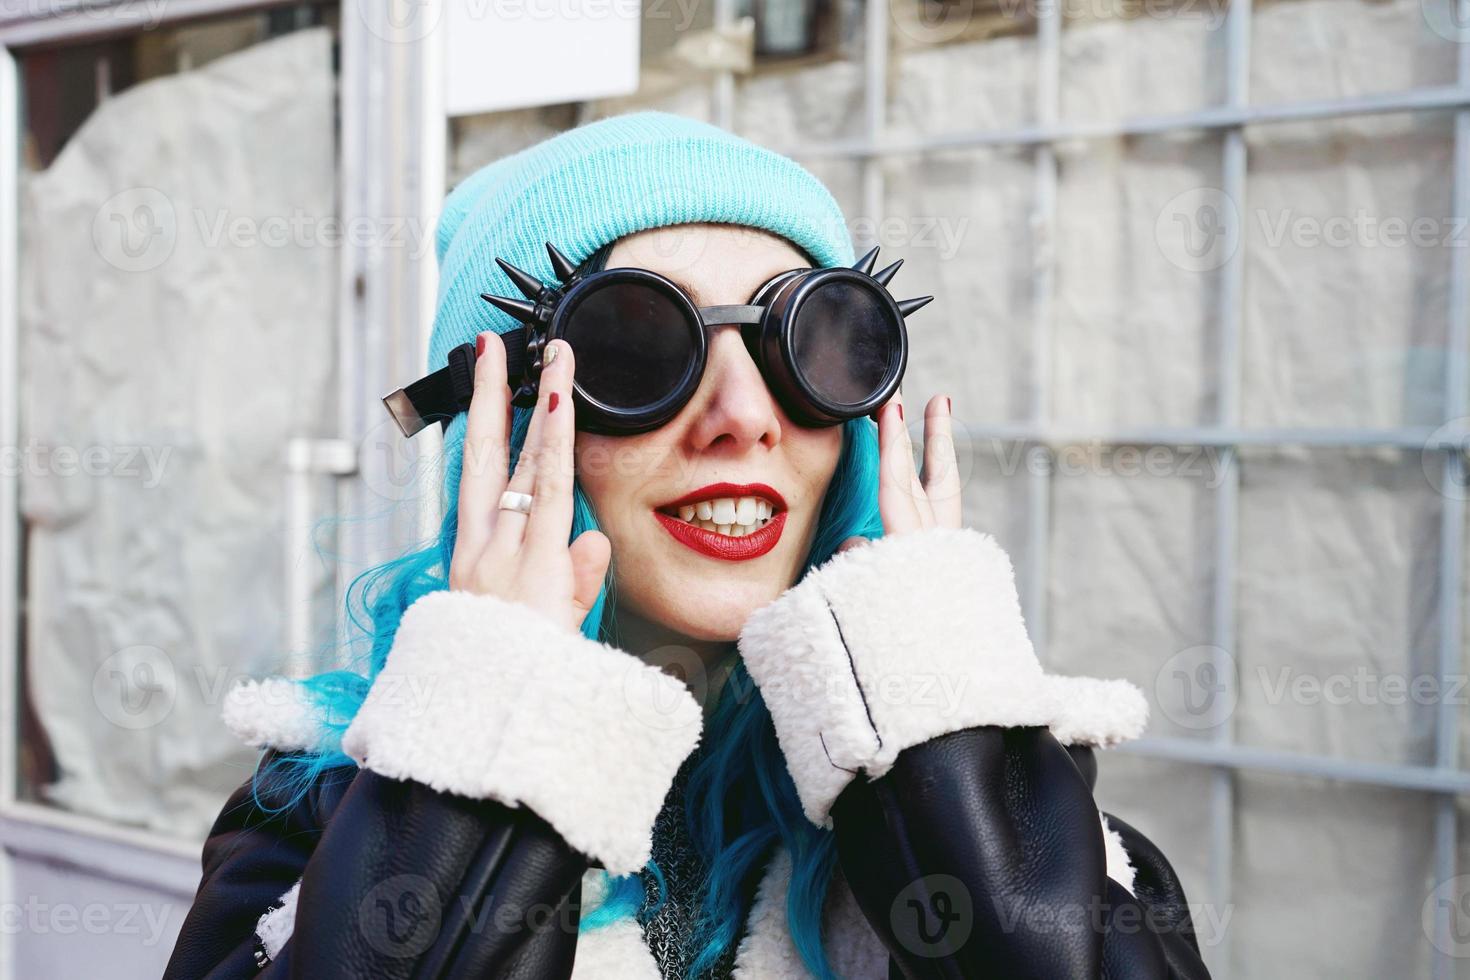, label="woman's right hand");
[448,332,612,634]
